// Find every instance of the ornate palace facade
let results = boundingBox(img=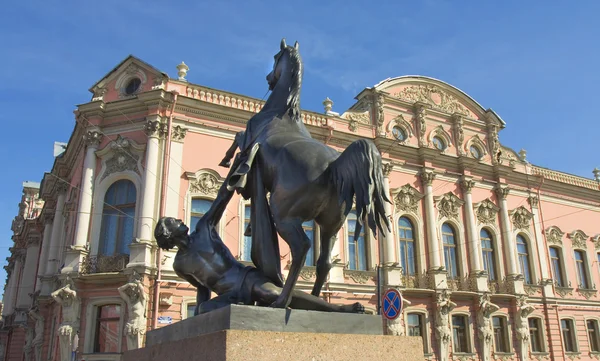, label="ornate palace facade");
[1,55,600,361]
